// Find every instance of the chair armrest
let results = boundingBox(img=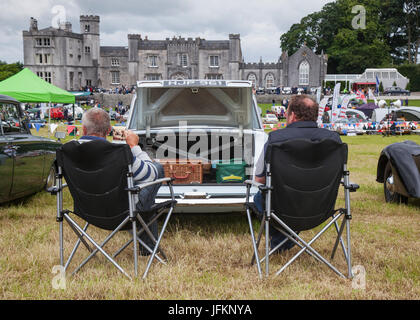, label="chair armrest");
[341,180,359,192]
[244,180,263,188]
[47,184,68,195]
[244,180,272,192]
[134,177,174,190]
